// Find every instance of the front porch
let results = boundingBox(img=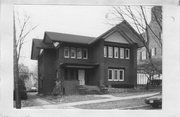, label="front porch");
[59,63,101,95]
